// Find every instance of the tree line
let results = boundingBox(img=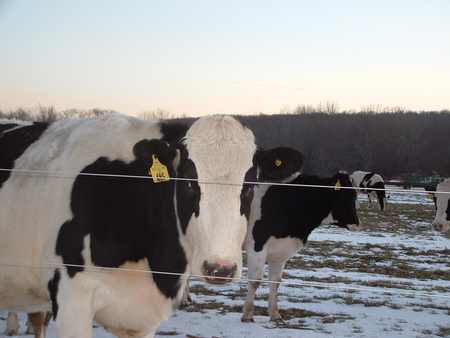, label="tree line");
[1,104,449,178]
